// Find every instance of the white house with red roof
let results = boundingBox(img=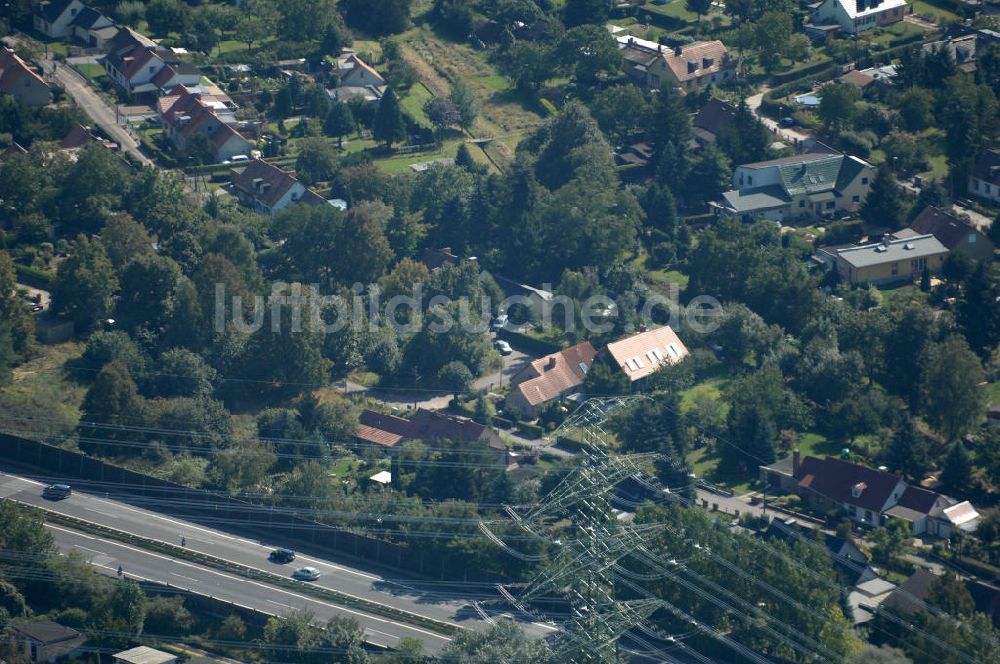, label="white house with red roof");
[605,325,689,384]
[158,85,251,163]
[0,47,51,107]
[229,159,327,217]
[505,342,598,419]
